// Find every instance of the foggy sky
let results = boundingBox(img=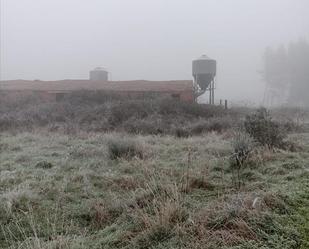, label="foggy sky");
[1,0,308,104]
